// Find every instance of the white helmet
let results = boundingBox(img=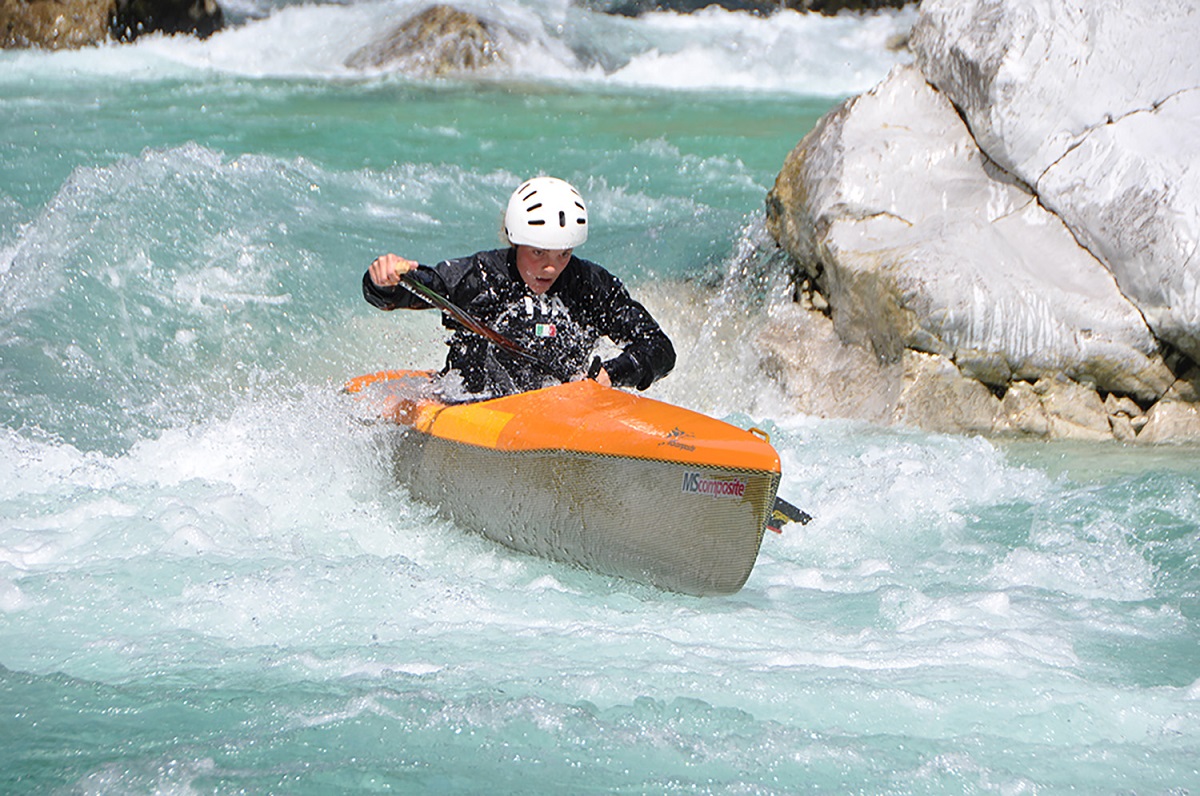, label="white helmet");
[503,177,588,249]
